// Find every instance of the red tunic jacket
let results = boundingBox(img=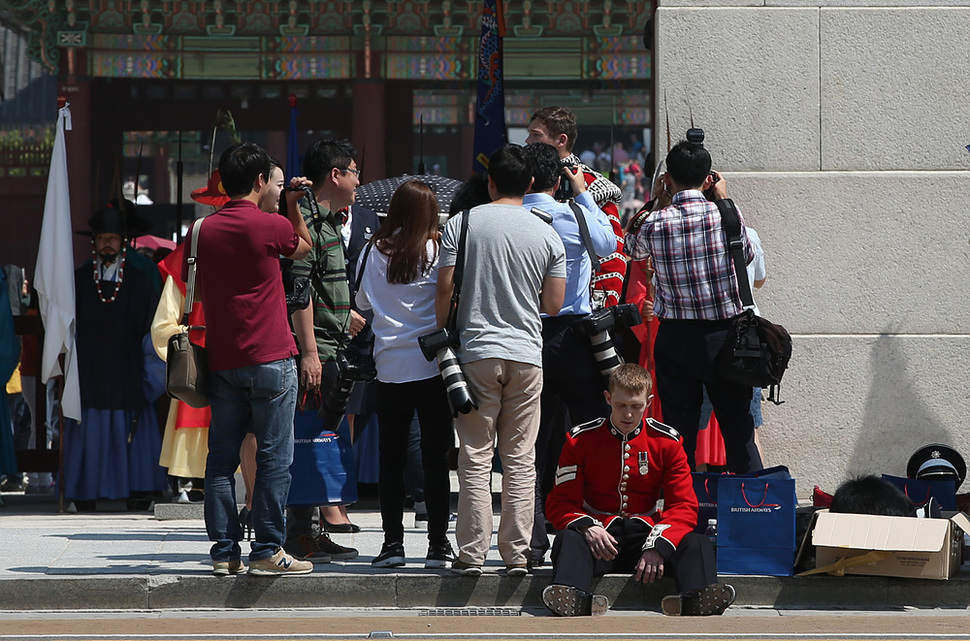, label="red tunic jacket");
[545,416,698,560]
[563,153,627,308]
